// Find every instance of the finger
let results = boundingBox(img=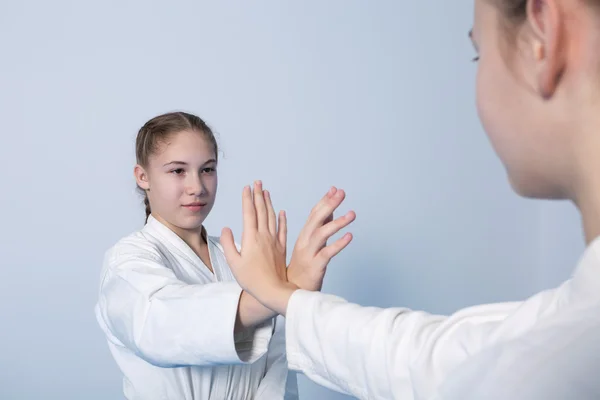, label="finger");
[318,232,353,263]
[304,189,346,236]
[313,211,356,249]
[253,181,268,232]
[278,210,287,249]
[318,214,333,250]
[220,227,241,267]
[264,190,277,236]
[309,187,337,218]
[242,185,257,233]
